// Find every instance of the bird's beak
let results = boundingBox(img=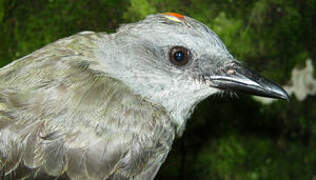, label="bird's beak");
[208,61,289,100]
